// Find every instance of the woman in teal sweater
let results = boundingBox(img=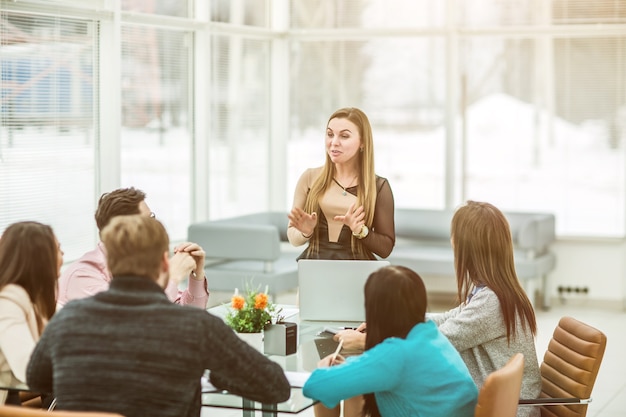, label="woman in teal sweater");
[303,265,477,417]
